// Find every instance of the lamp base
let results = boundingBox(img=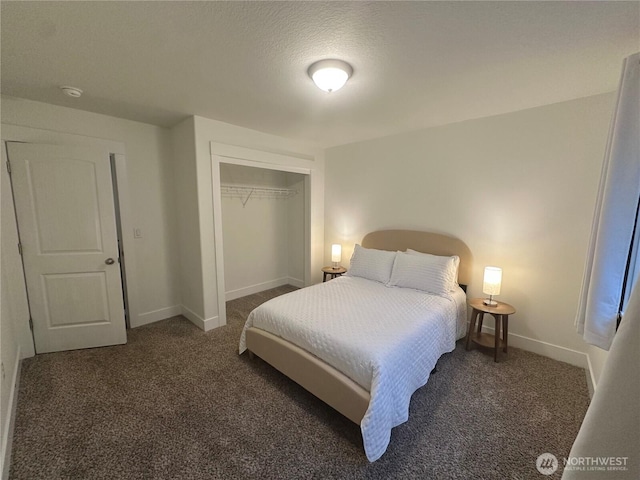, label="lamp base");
[332,262,340,269]
[483,299,498,307]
